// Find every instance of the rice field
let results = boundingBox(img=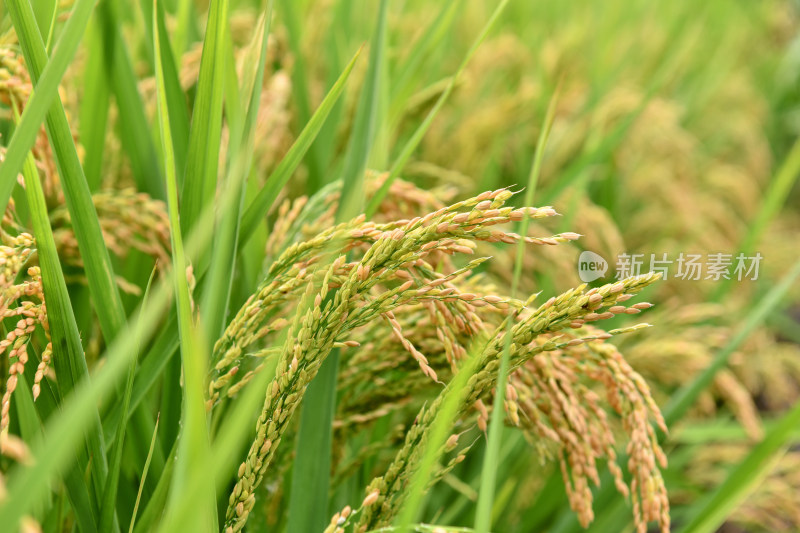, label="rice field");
[1,0,799,532]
